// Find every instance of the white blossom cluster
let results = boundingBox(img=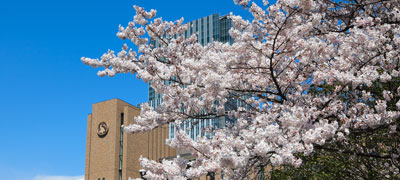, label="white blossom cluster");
[82,0,400,179]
